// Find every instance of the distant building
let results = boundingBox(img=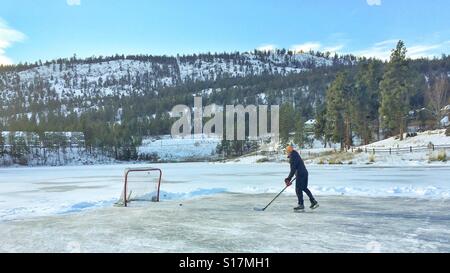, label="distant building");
[0,131,85,147]
[440,105,450,128]
[304,119,316,133]
[407,125,420,134]
[305,119,316,127]
[441,116,449,127]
